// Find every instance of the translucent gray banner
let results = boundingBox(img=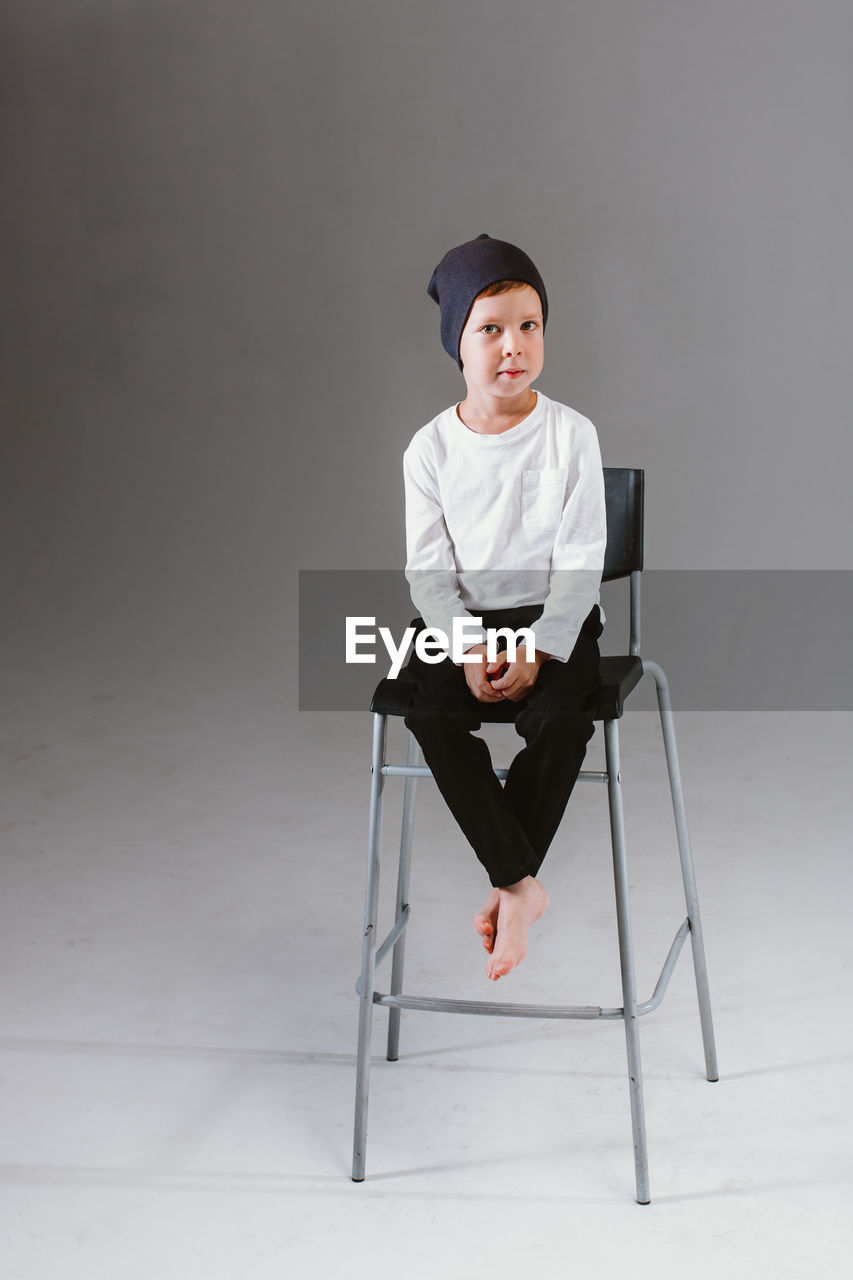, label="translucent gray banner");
[298,570,853,712]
